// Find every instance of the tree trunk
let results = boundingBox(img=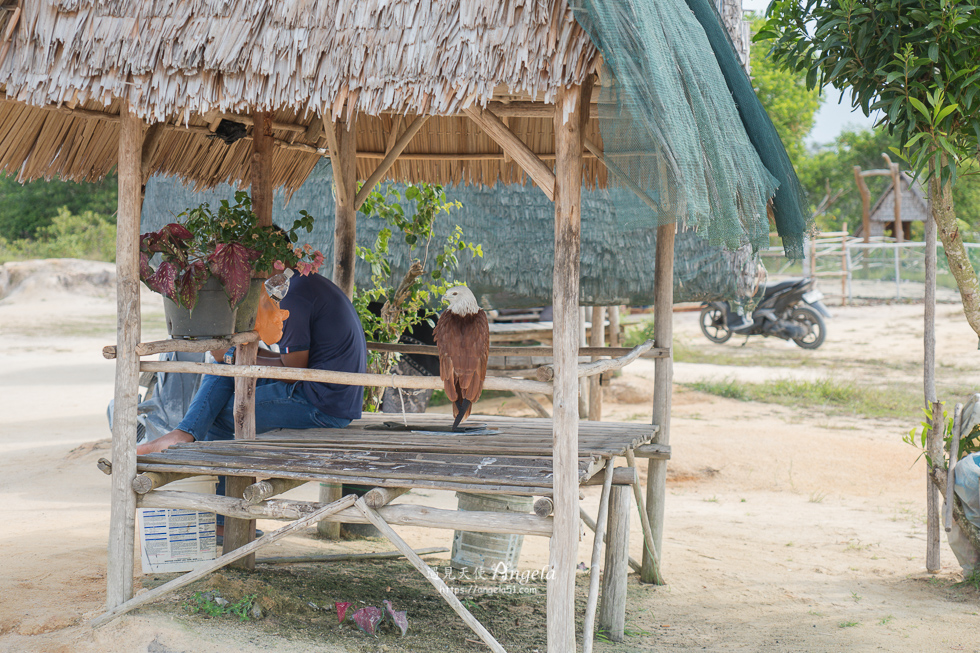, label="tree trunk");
[929,155,980,339]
